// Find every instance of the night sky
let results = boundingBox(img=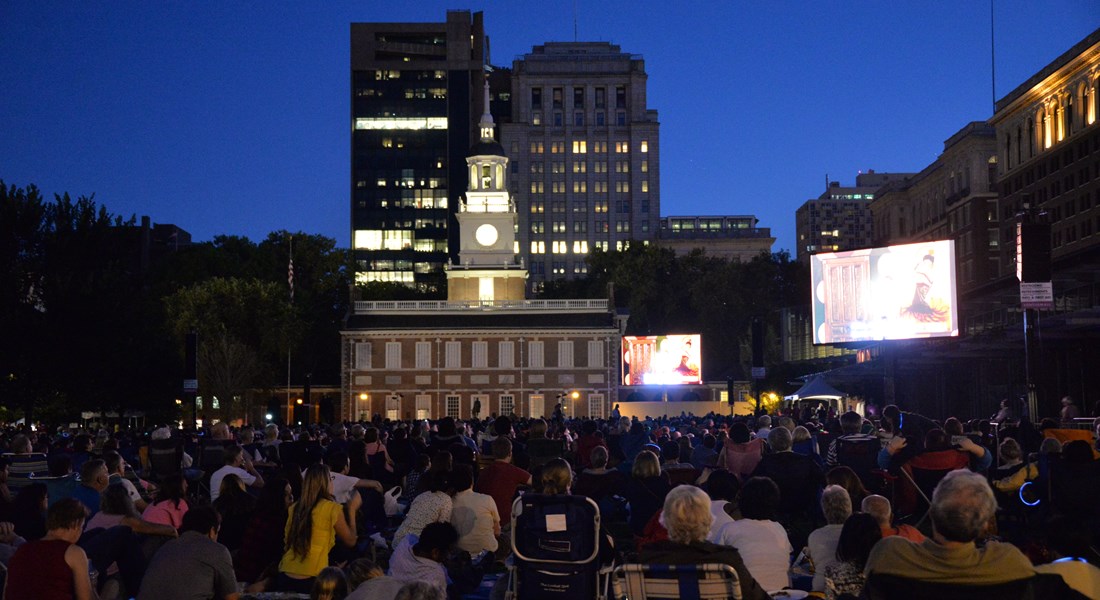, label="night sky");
[2,1,1096,253]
